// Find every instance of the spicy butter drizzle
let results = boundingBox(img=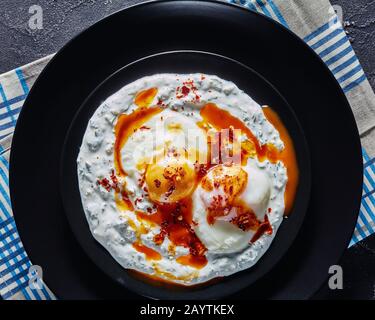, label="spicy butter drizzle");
[132,242,162,261]
[262,106,299,215]
[137,199,208,269]
[113,87,208,271]
[114,107,162,177]
[135,87,158,108]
